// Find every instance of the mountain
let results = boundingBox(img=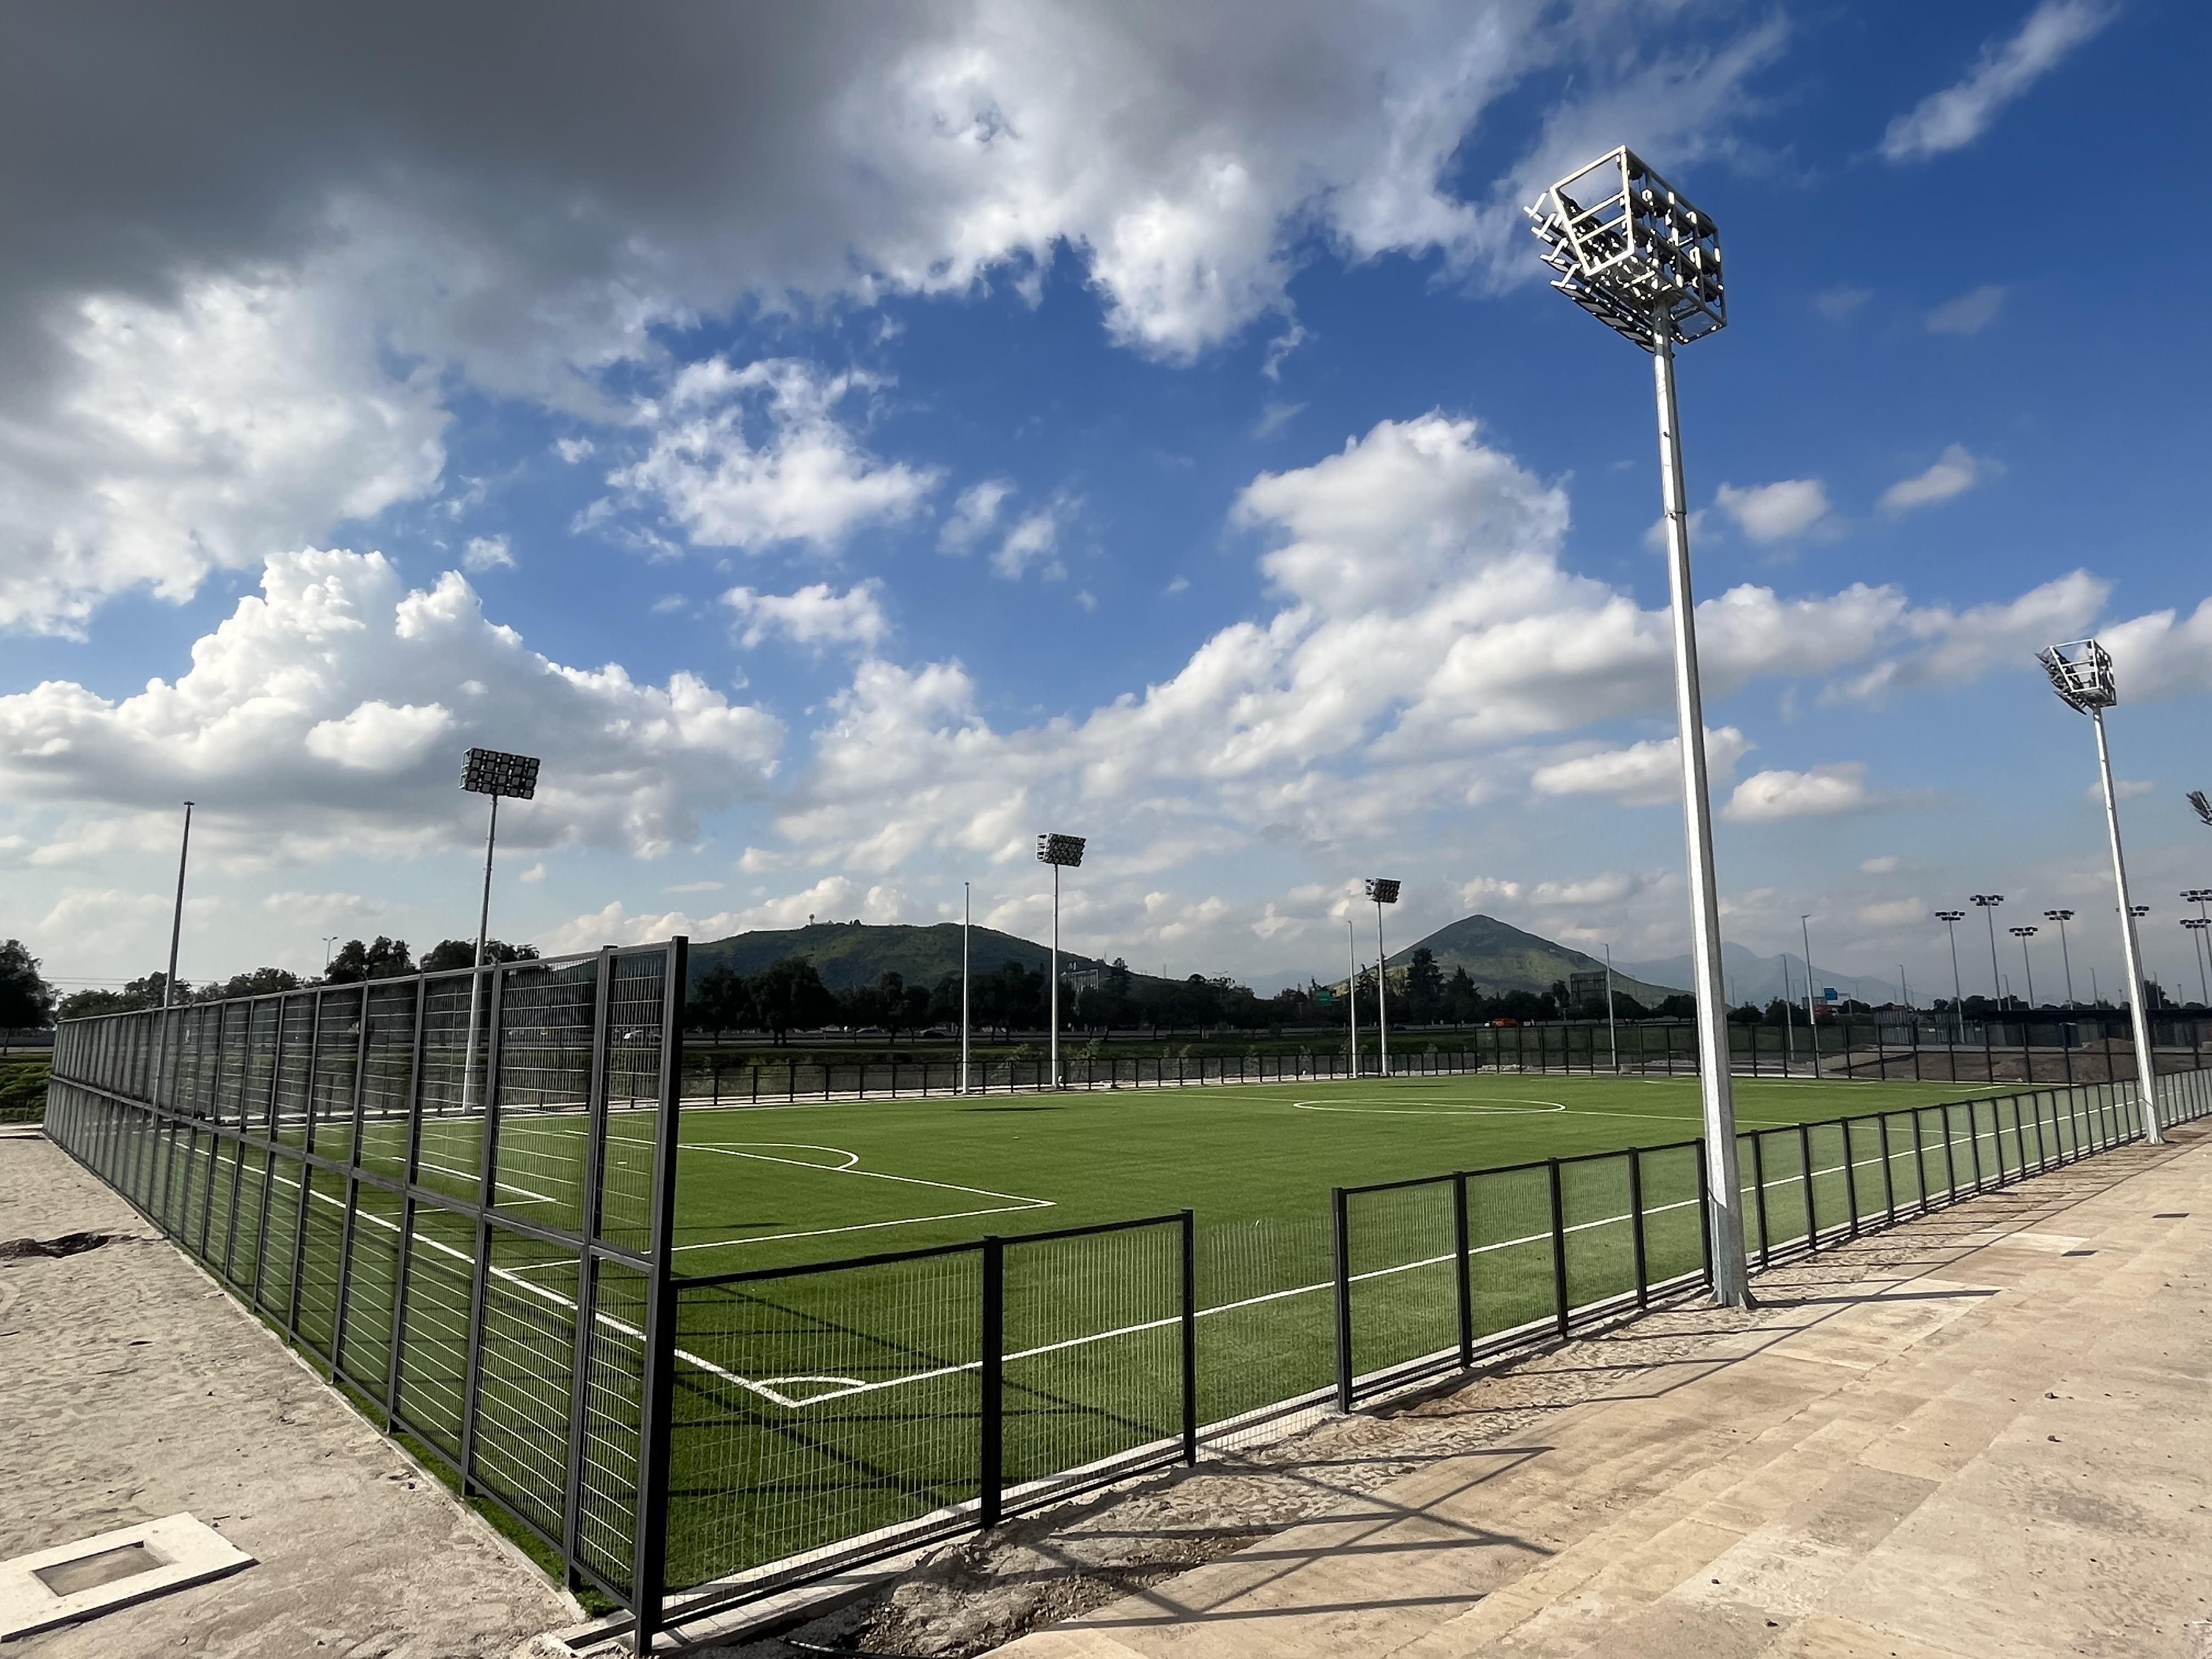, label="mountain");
[686,921,1113,992]
[1375,914,1686,1006]
[1617,943,1901,1009]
